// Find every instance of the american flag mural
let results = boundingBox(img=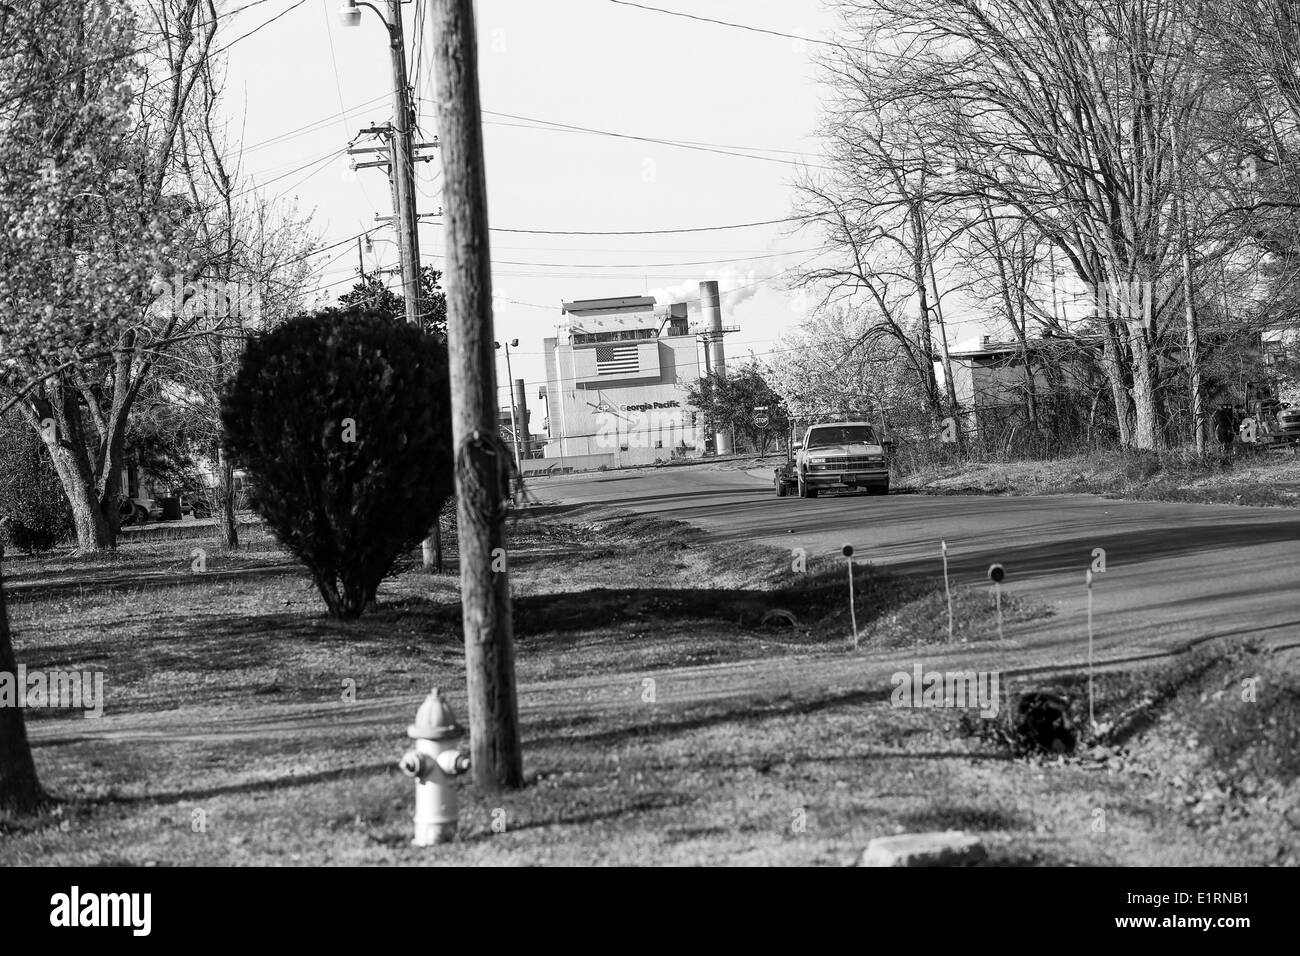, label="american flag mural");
[595,343,640,376]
